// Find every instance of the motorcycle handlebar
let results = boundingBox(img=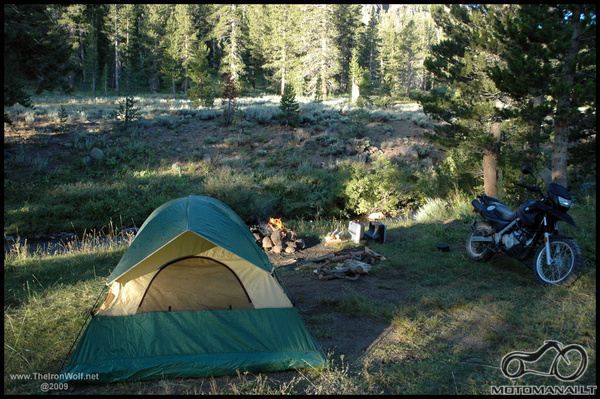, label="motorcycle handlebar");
[517,183,541,192]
